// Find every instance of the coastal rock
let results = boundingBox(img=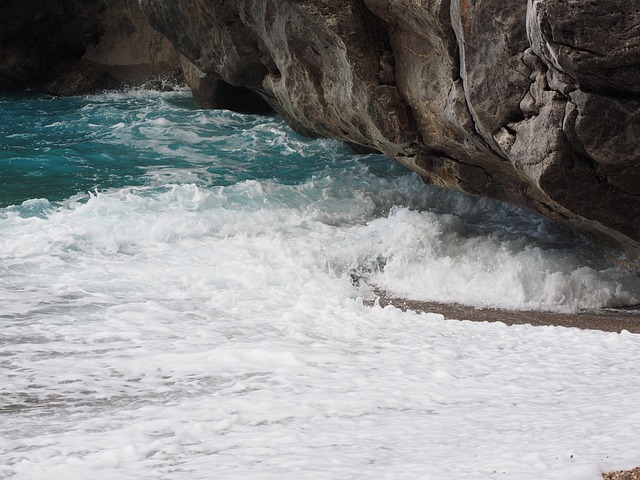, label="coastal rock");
[0,0,181,94]
[6,0,637,271]
[181,57,273,112]
[139,0,640,271]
